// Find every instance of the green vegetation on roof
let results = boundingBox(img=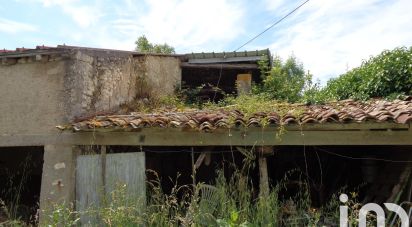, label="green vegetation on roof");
[125,46,412,115]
